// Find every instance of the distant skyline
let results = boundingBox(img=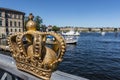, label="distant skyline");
[0,0,120,27]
